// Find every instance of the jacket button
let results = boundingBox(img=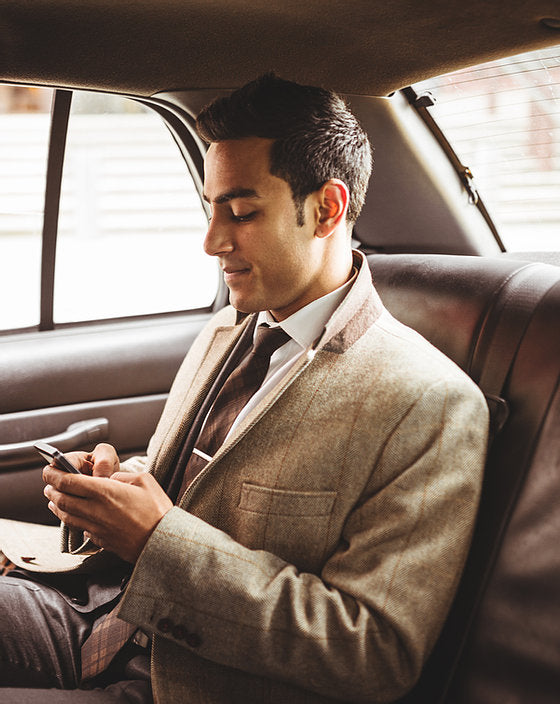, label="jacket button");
[172,625,189,641]
[185,632,202,648]
[157,618,173,633]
